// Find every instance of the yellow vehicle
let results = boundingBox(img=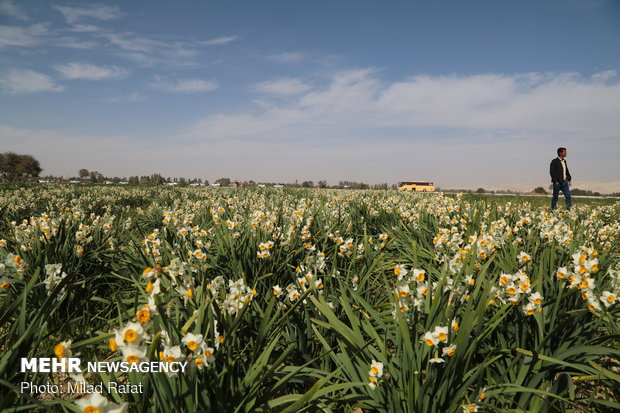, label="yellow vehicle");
[397,181,435,192]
